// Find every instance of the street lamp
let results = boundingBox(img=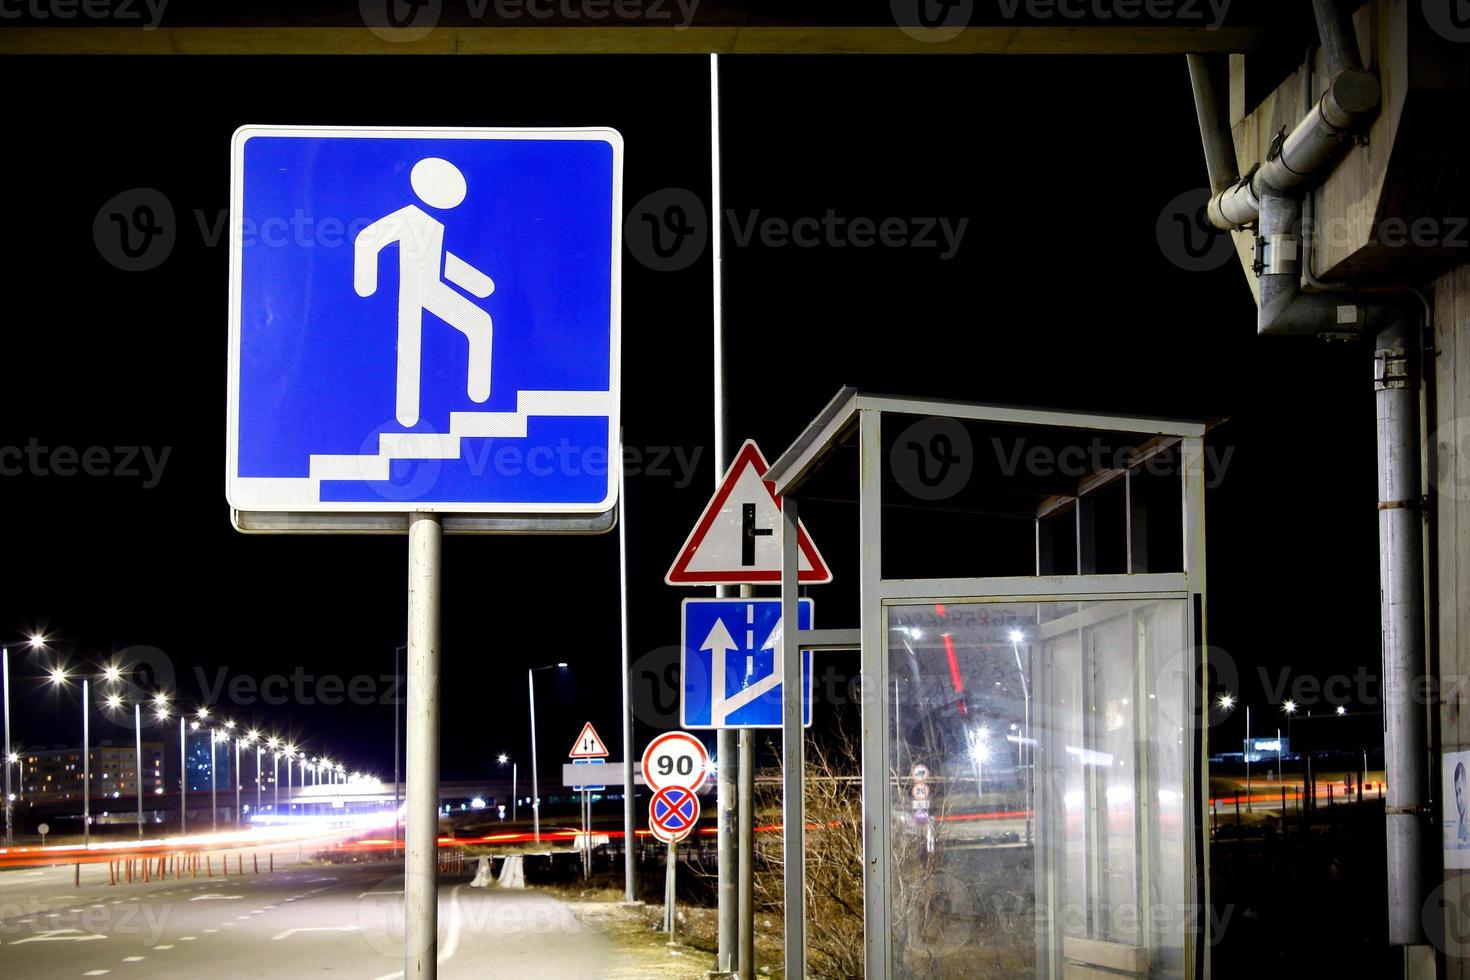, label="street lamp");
[1282,699,1298,787]
[228,724,245,826]
[285,745,298,815]
[498,753,517,823]
[1217,693,1250,812]
[101,690,147,840]
[45,666,97,847]
[528,662,569,843]
[209,726,225,832]
[267,737,281,815]
[245,730,262,822]
[3,634,49,845]
[151,695,184,835]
